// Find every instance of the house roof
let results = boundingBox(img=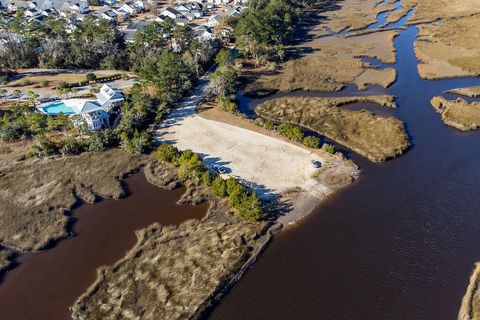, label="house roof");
[96,84,124,106]
[62,99,103,114]
[162,6,181,16]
